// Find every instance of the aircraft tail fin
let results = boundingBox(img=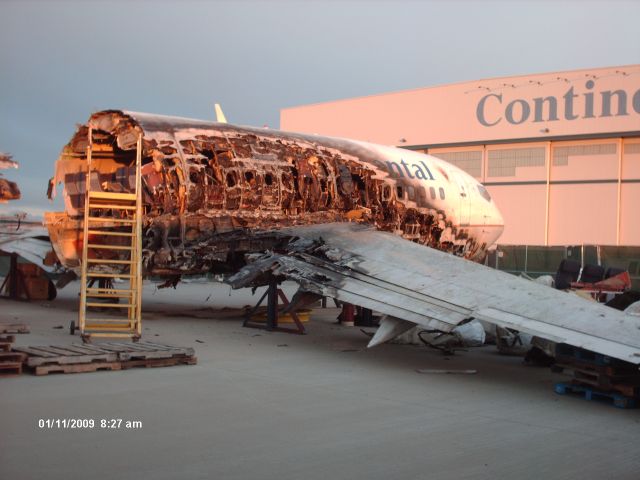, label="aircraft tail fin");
[214,103,227,123]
